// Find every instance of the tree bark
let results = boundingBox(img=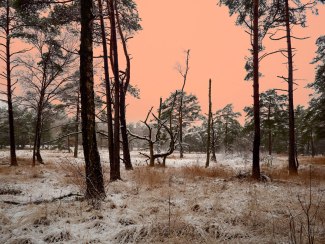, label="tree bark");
[206,79,212,168]
[80,0,105,199]
[74,92,80,158]
[33,97,44,166]
[211,115,217,162]
[97,0,115,170]
[116,7,133,170]
[5,0,17,166]
[109,0,121,181]
[285,0,298,175]
[310,129,315,157]
[252,0,261,180]
[267,103,272,155]
[178,50,190,159]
